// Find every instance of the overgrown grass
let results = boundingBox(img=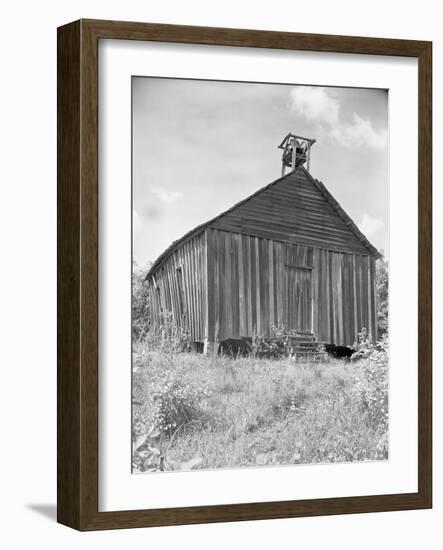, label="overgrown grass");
[132,338,388,473]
